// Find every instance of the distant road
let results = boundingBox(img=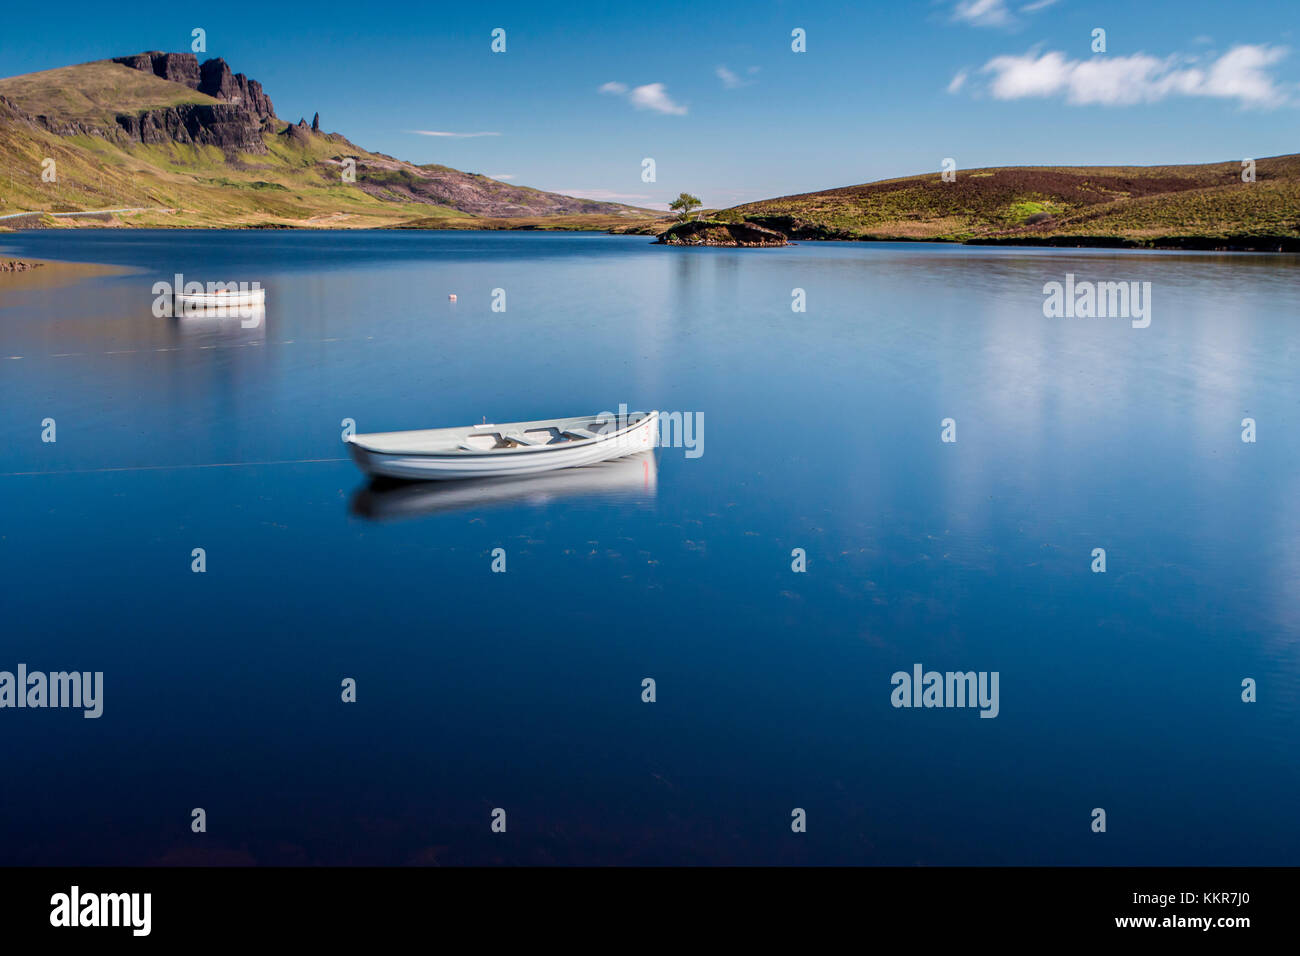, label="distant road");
[0,207,167,221]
